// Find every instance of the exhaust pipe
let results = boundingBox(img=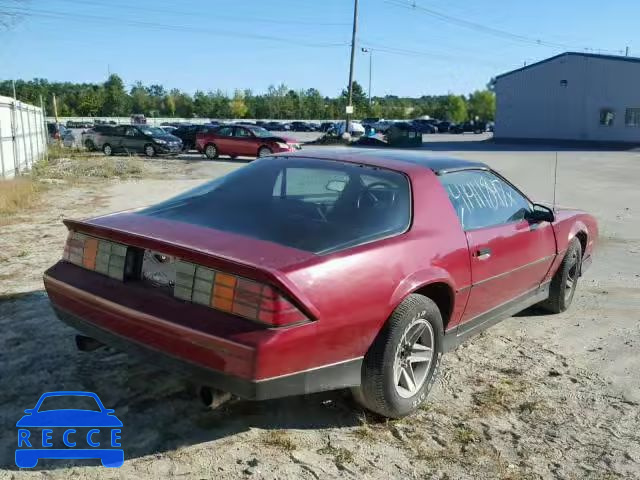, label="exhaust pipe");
[199,386,232,409]
[75,335,104,352]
